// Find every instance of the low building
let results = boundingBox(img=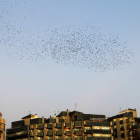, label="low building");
[6,110,111,140]
[0,112,6,140]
